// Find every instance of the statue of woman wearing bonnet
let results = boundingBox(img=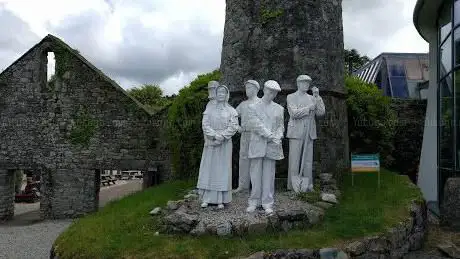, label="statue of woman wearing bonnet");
[196,84,239,209]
